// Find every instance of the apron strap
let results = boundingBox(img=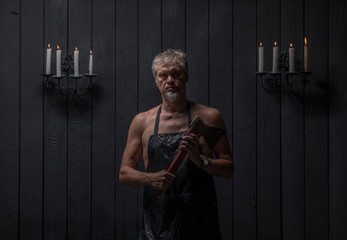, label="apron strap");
[153,101,191,134]
[153,105,162,135]
[187,100,192,127]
